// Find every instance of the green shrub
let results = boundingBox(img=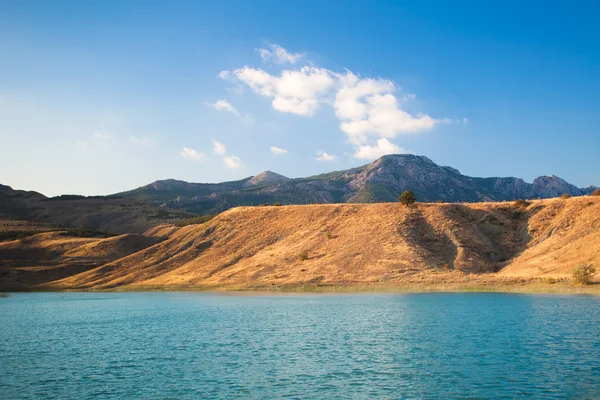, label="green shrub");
[273,202,282,207]
[324,231,332,240]
[298,251,309,261]
[398,190,417,206]
[560,193,571,199]
[592,189,600,196]
[546,277,557,284]
[572,264,596,285]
